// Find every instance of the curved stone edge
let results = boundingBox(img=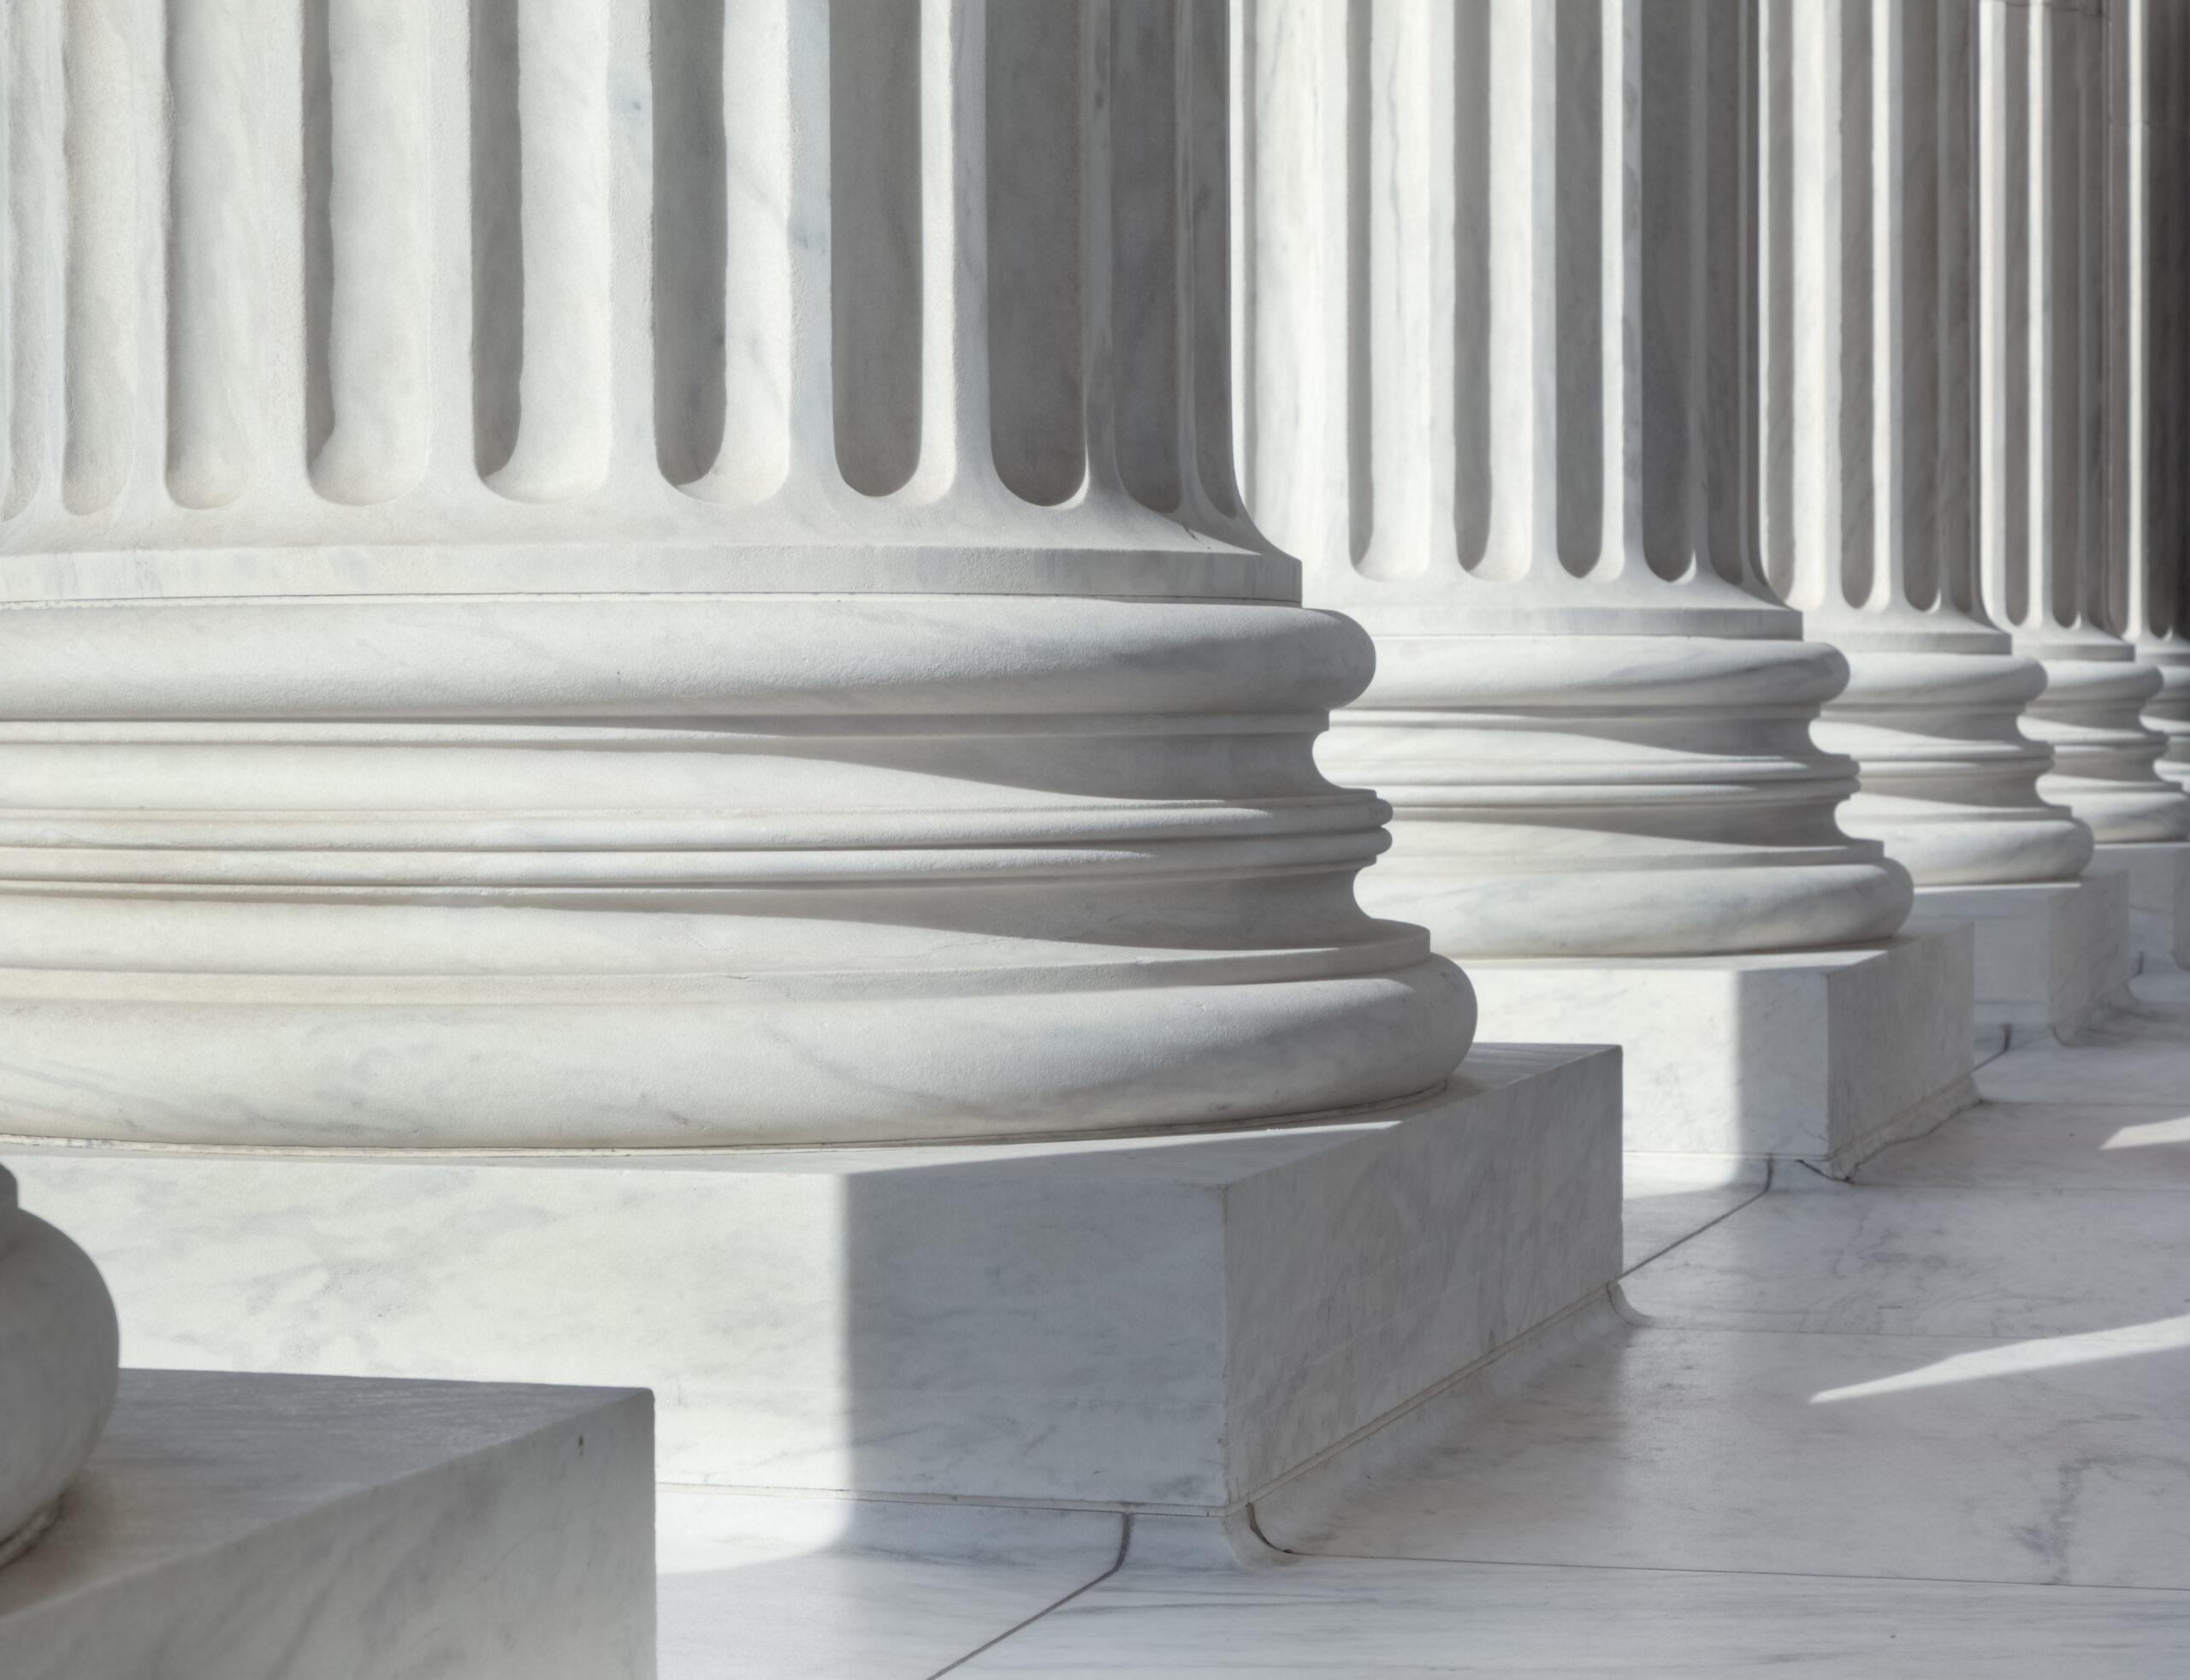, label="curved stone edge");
[0,1501,60,1573]
[0,1178,121,1565]
[0,960,1476,1150]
